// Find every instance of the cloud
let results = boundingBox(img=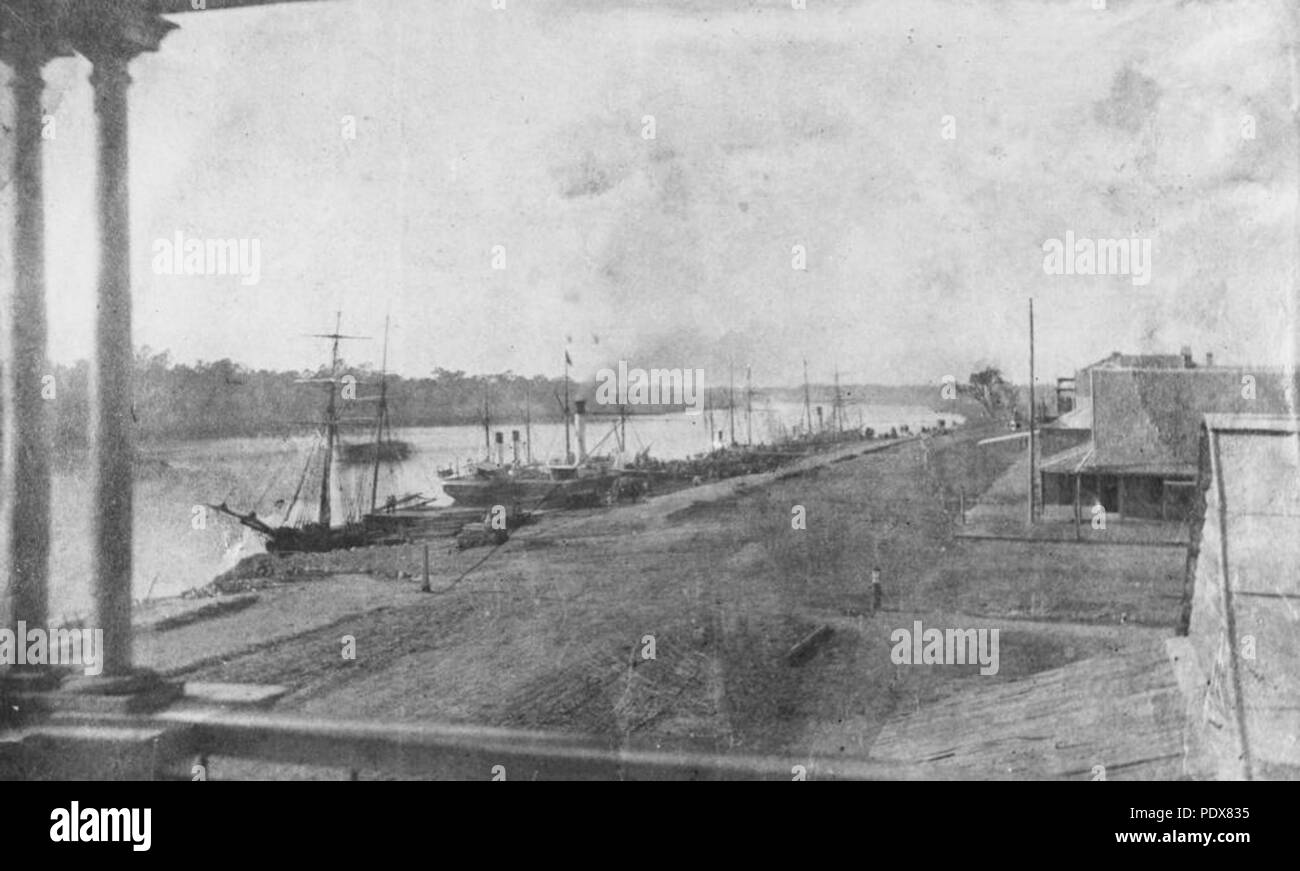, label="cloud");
[1093,65,1163,134]
[19,0,1297,386]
